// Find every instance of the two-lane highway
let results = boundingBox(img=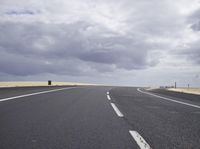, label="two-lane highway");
[0,86,137,149]
[0,86,200,149]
